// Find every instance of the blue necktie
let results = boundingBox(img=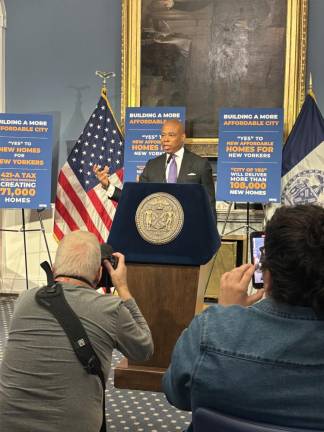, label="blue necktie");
[167,154,177,183]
